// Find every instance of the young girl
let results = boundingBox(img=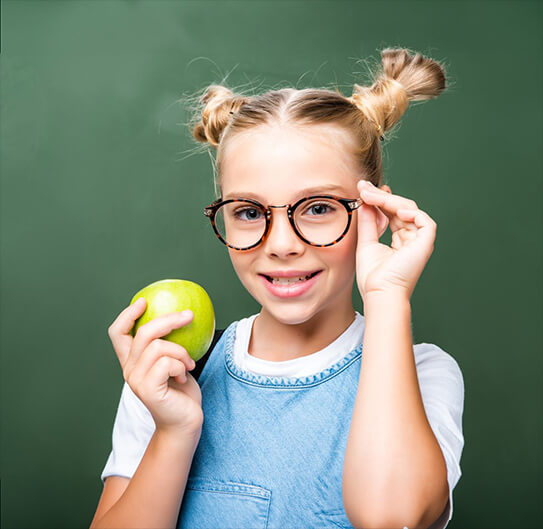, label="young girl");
[91,47,464,529]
